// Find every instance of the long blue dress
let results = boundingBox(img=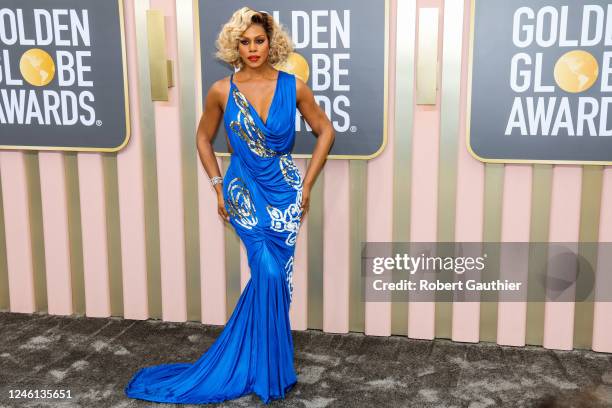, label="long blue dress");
[124,70,302,404]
